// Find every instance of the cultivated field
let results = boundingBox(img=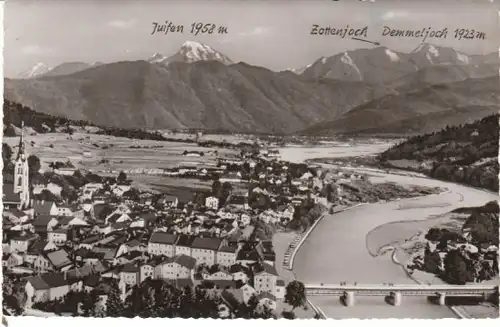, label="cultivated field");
[4,132,238,171]
[4,132,239,192]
